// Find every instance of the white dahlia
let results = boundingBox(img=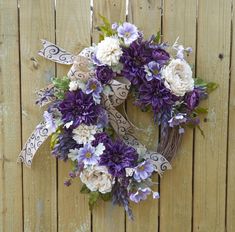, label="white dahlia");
[162,59,194,97]
[96,37,123,66]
